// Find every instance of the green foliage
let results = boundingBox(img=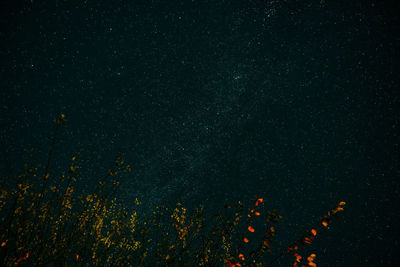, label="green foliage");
[0,115,346,266]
